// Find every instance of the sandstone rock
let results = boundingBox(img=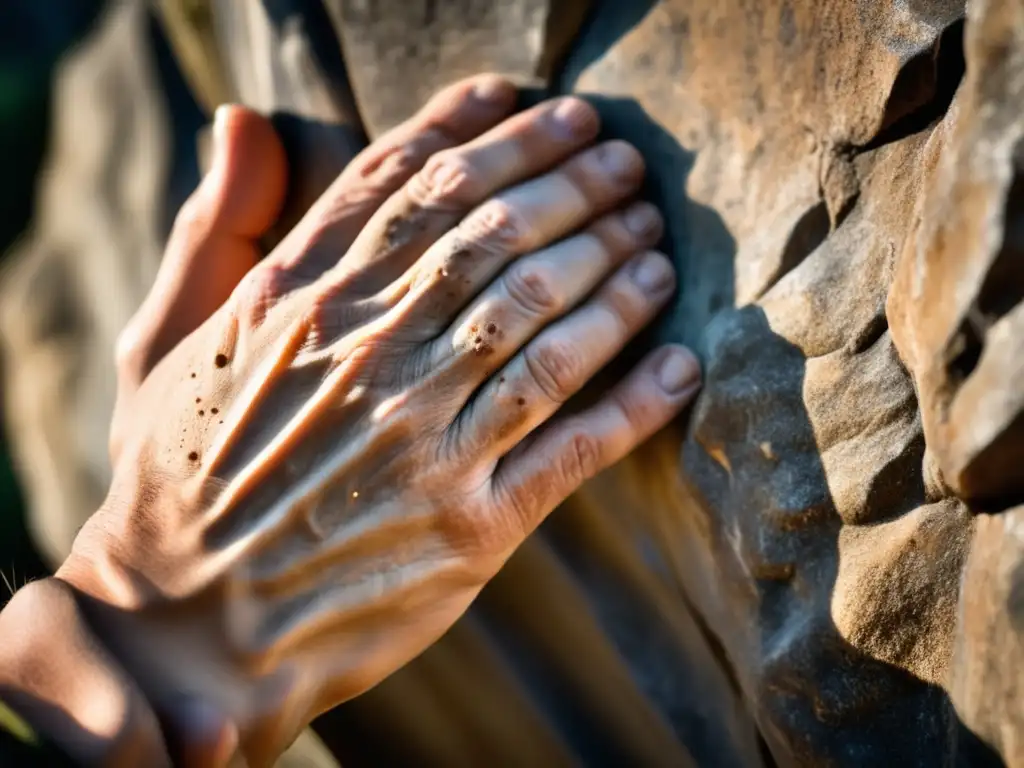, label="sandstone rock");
[3,0,1023,765]
[888,0,1024,508]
